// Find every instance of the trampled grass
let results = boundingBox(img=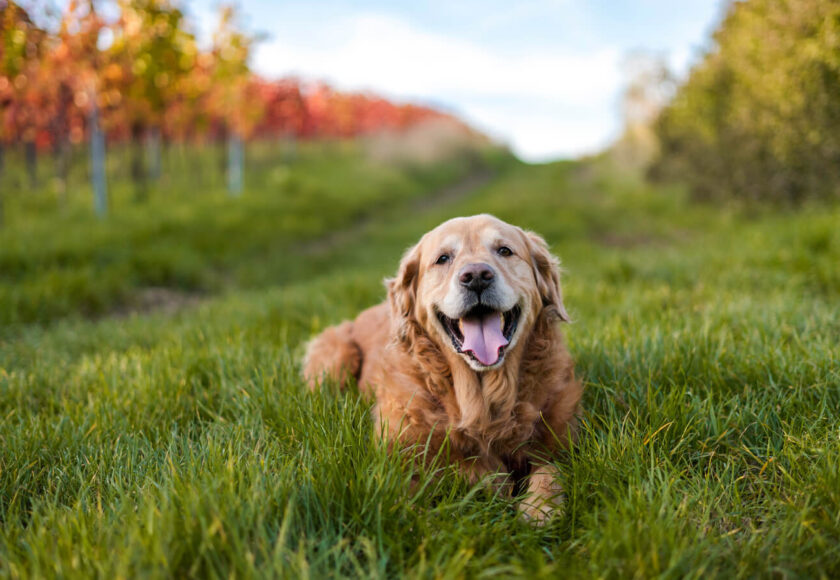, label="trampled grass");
[0,141,504,327]
[1,152,839,578]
